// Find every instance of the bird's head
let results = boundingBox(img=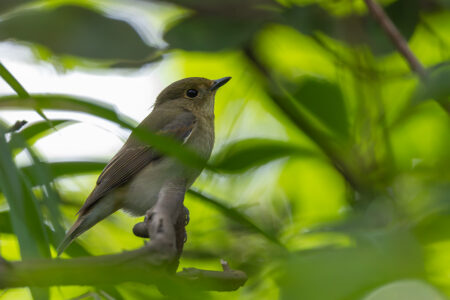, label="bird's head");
[154,77,231,114]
